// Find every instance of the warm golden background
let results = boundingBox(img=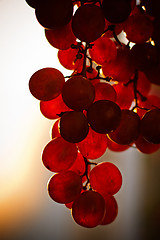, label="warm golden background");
[0,1,160,240]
